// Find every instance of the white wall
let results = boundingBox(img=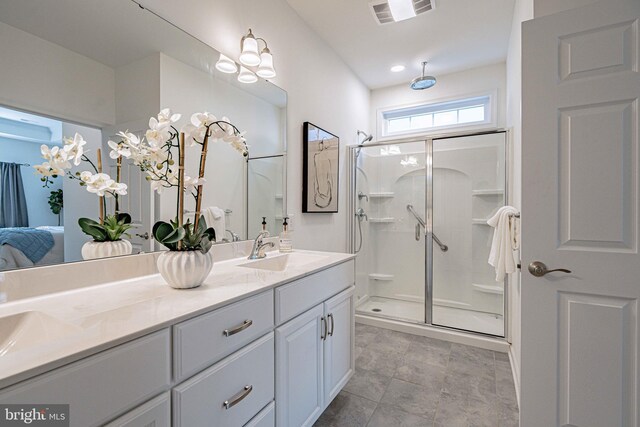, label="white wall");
[138,0,371,252]
[0,138,62,227]
[533,0,597,17]
[0,21,115,127]
[370,62,507,140]
[505,0,534,401]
